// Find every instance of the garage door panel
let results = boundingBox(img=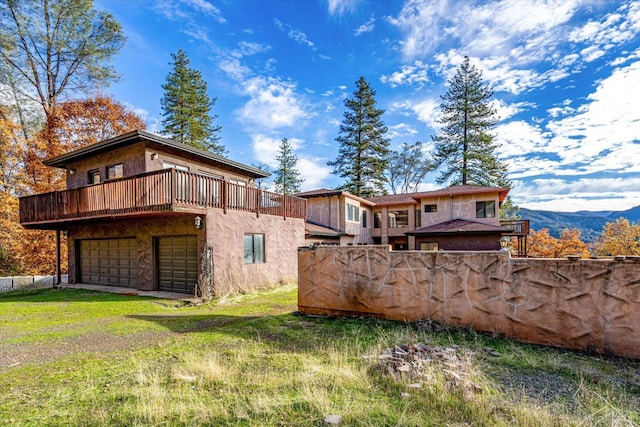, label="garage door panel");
[157,236,198,293]
[79,238,138,287]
